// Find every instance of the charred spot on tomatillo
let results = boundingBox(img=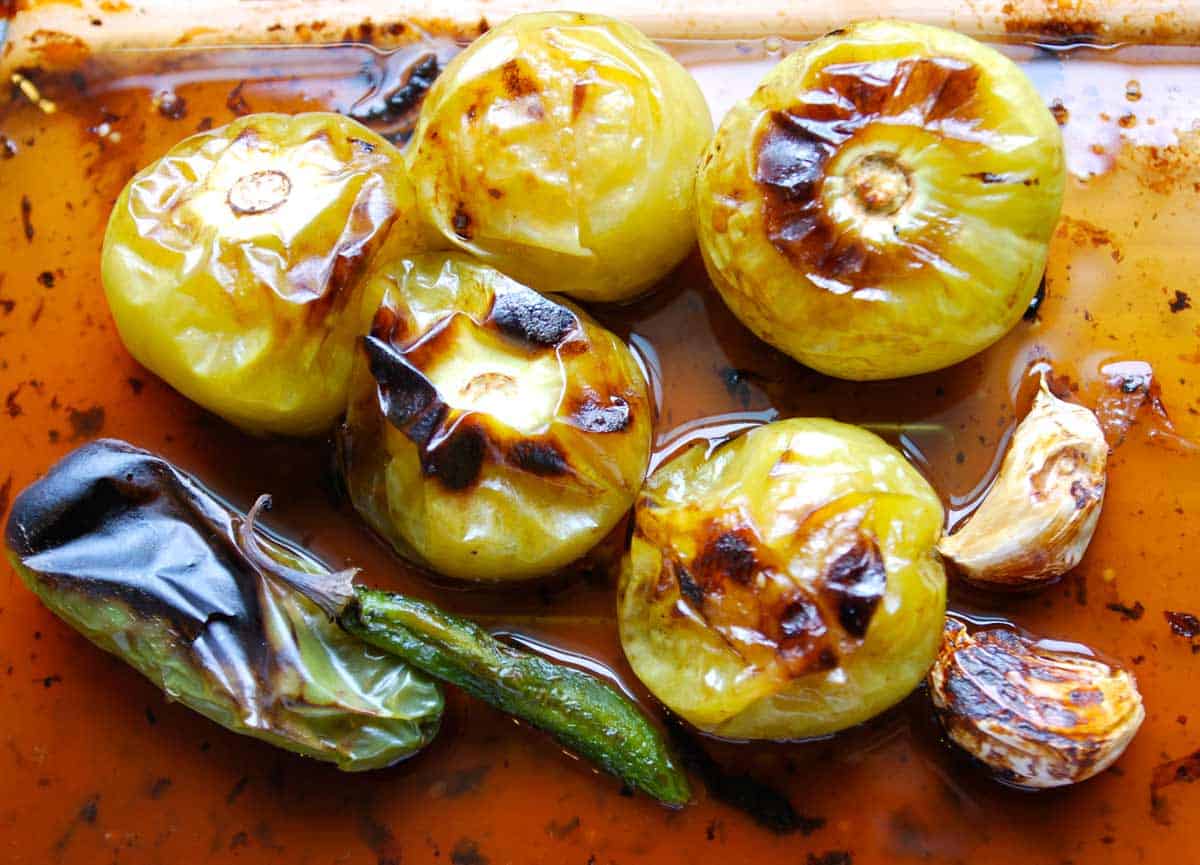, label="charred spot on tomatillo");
[340,253,652,582]
[695,20,1065,380]
[618,418,946,740]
